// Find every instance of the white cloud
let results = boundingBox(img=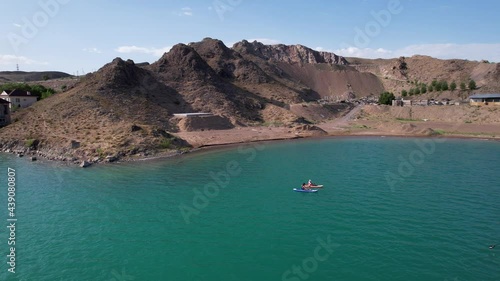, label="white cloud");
[0,54,48,65]
[83,47,102,54]
[332,46,393,58]
[248,38,282,45]
[329,43,500,62]
[12,23,21,28]
[178,7,193,16]
[115,45,172,57]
